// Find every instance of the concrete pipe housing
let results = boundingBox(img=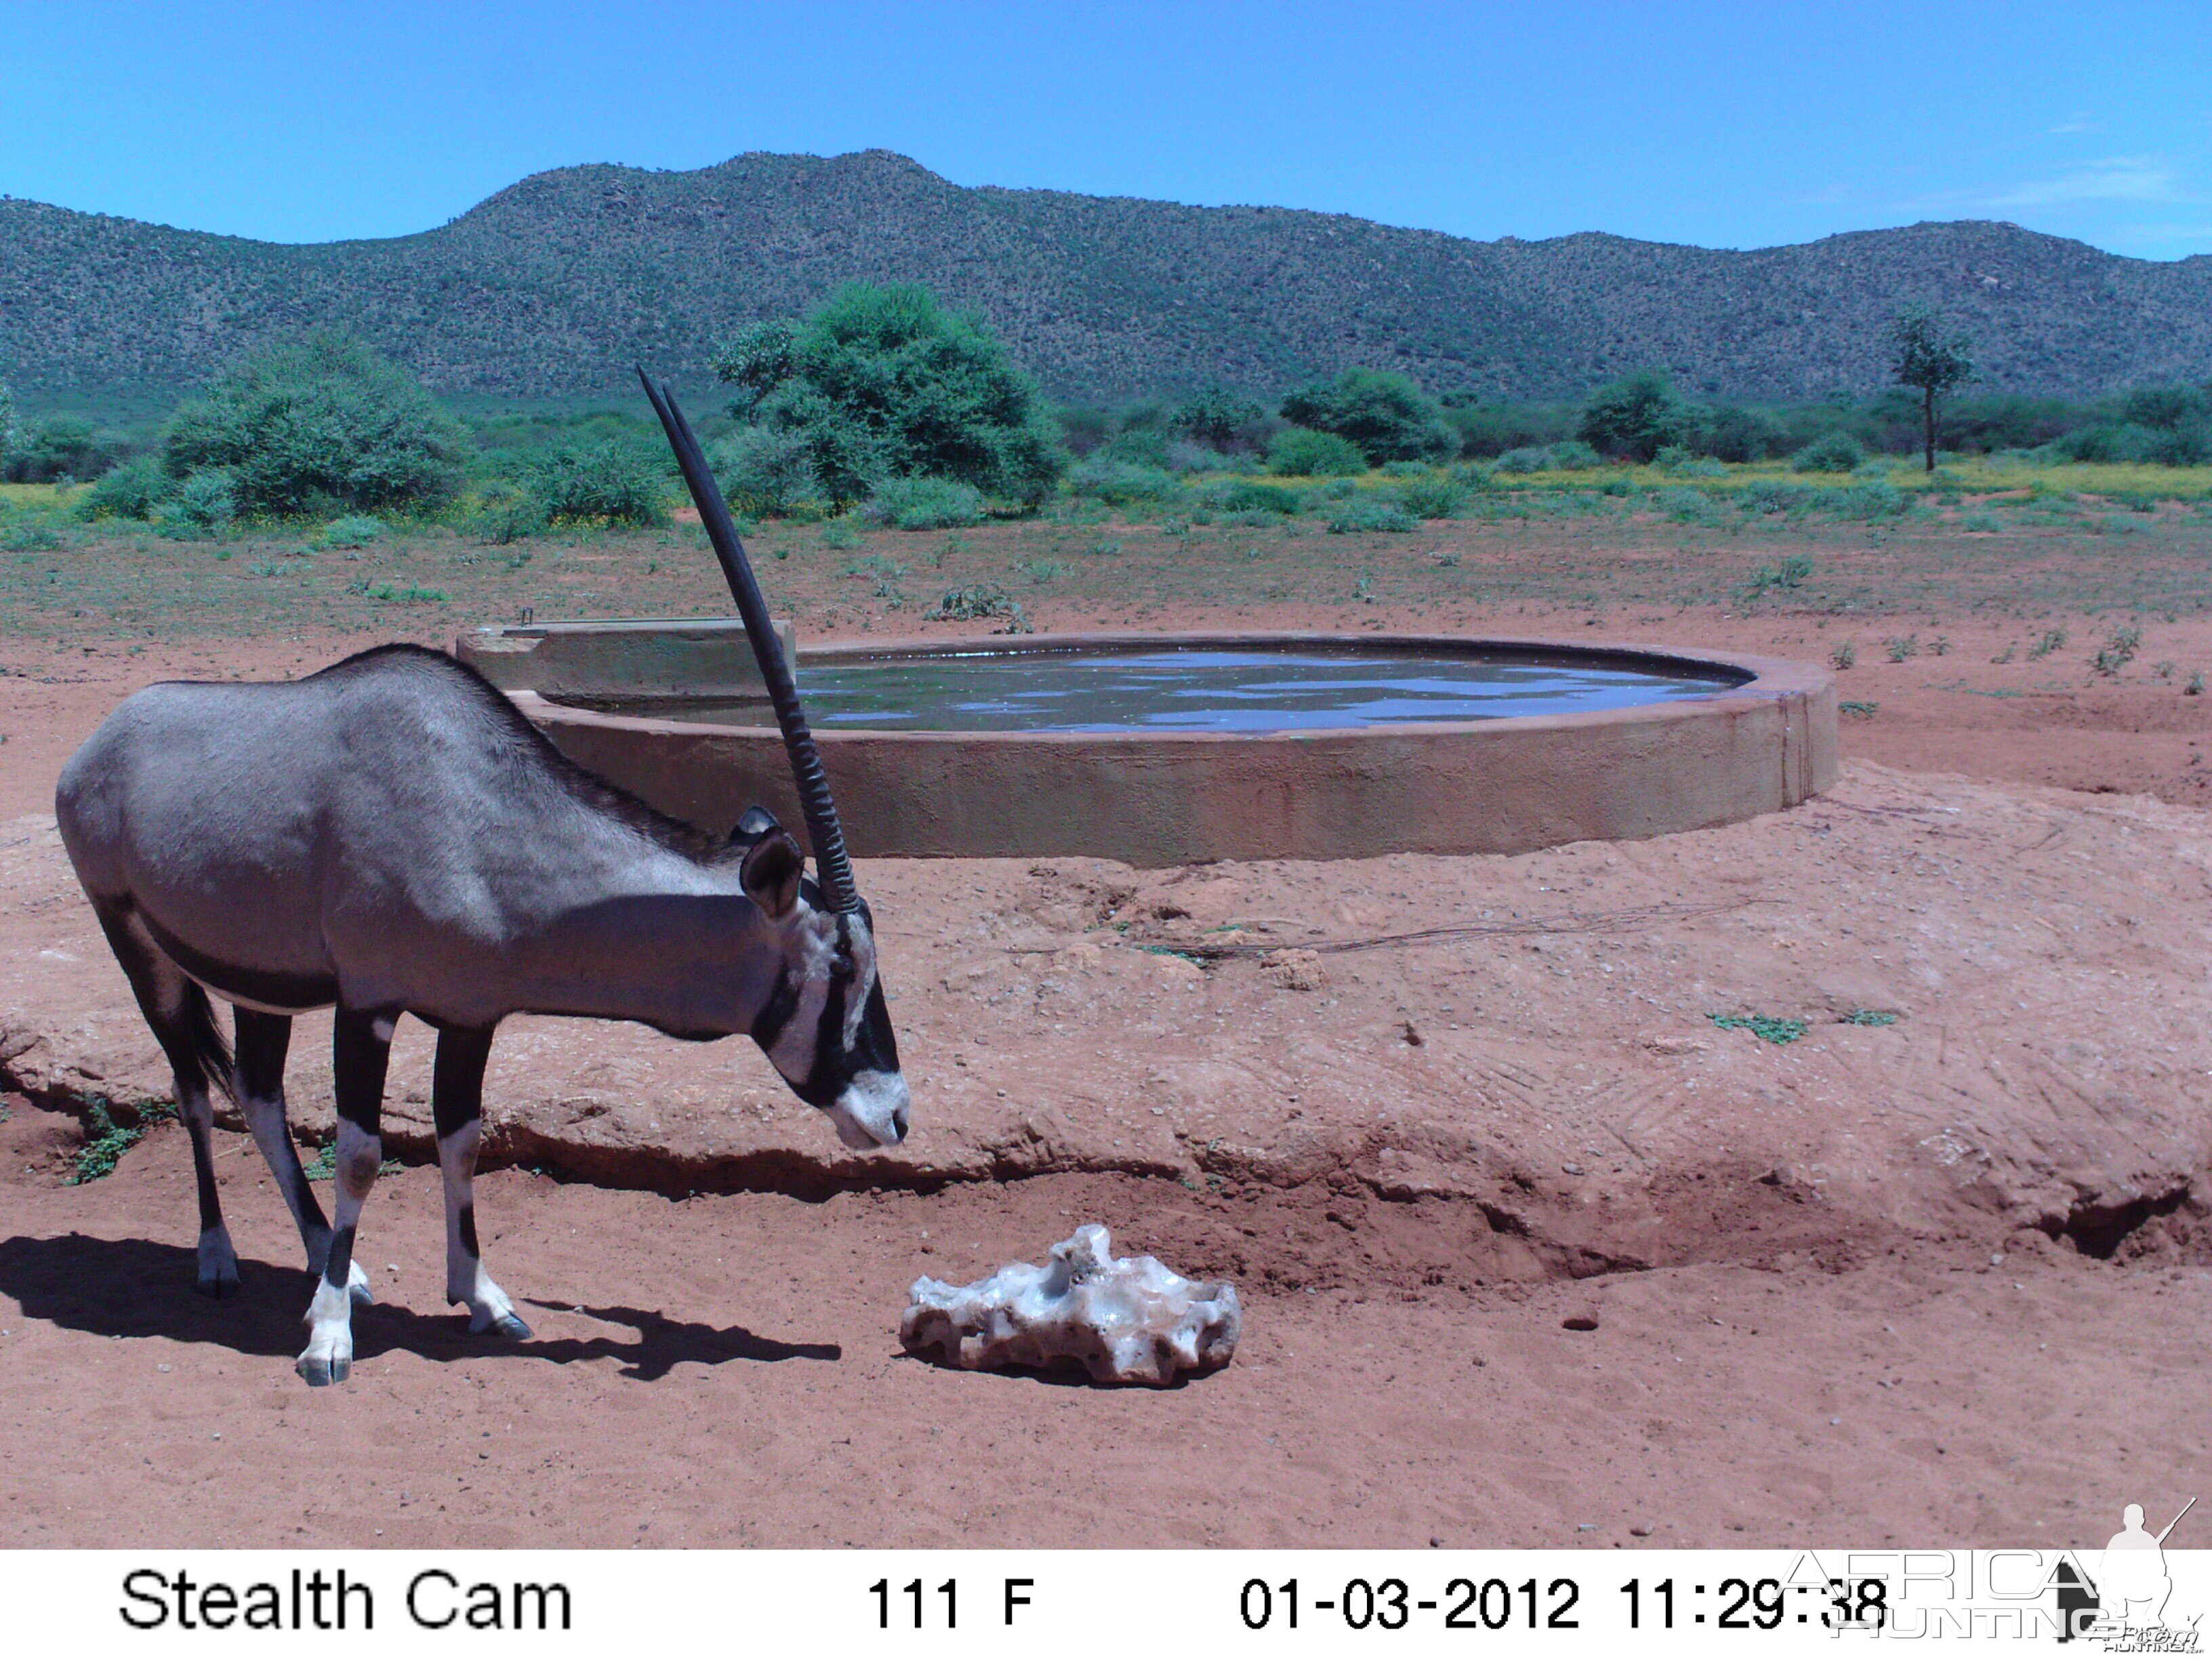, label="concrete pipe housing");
[457,621,1837,867]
